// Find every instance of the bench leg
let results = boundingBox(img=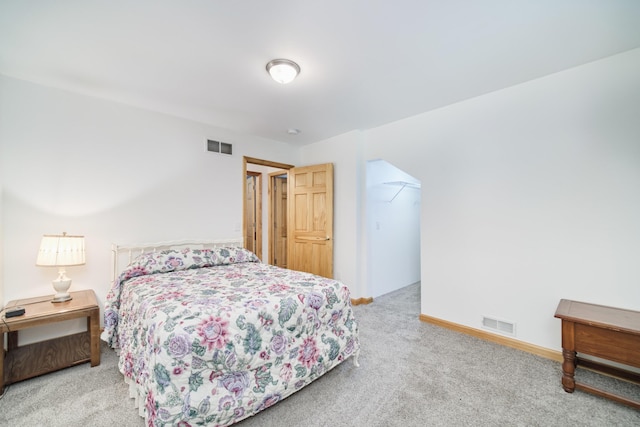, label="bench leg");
[561,348,576,393]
